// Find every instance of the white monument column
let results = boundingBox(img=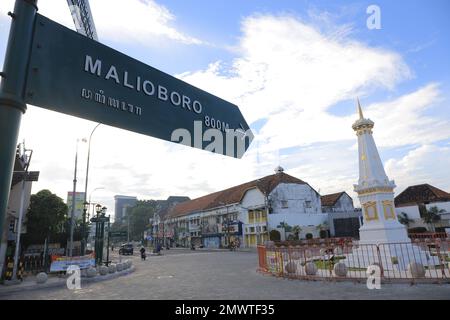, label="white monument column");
[352,100,410,245]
